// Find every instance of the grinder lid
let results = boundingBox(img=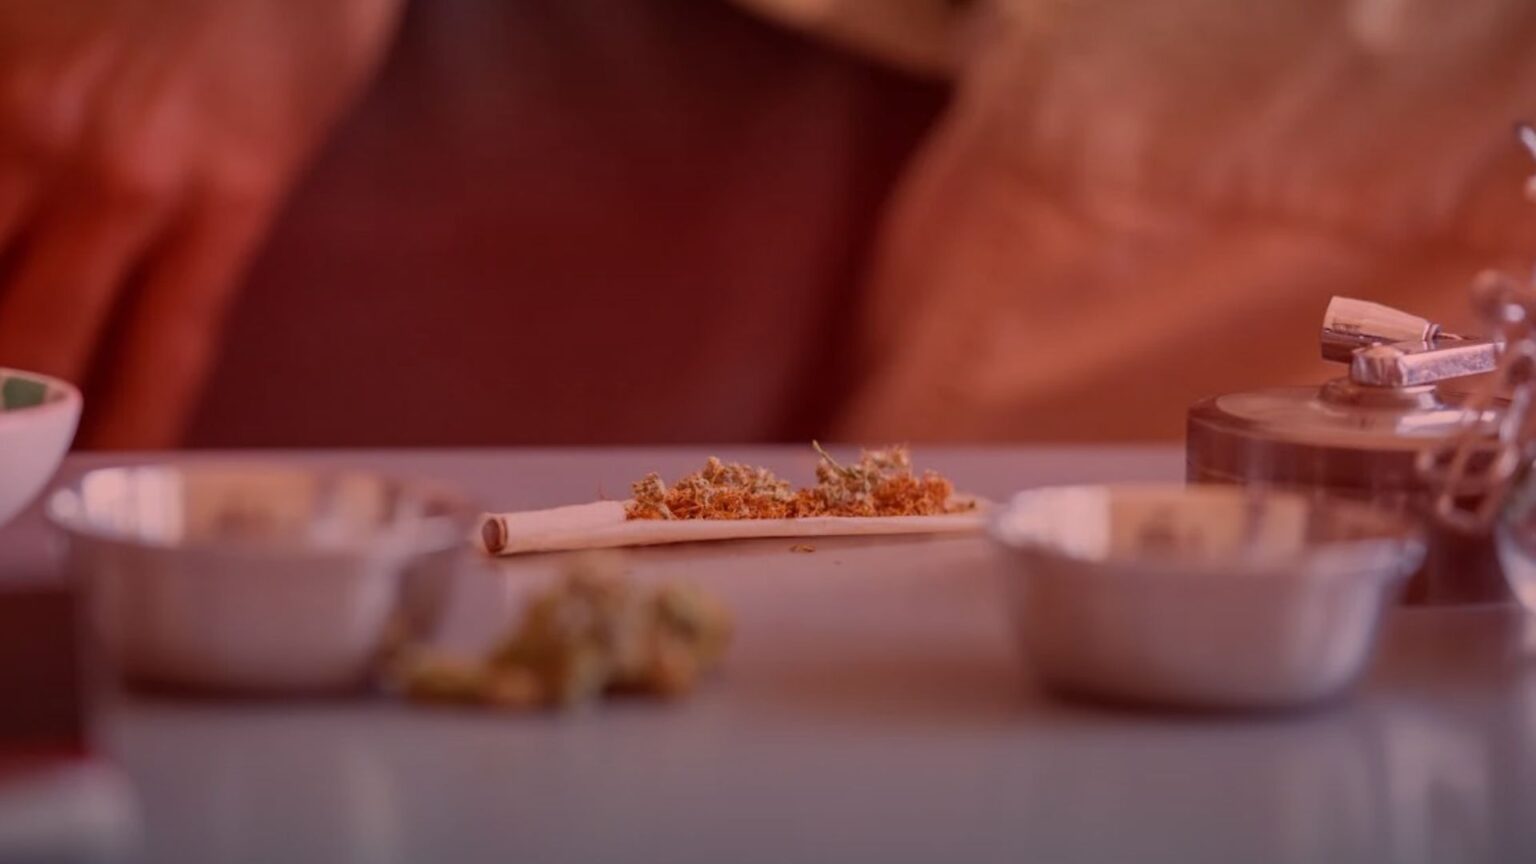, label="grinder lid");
[1188,382,1500,493]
